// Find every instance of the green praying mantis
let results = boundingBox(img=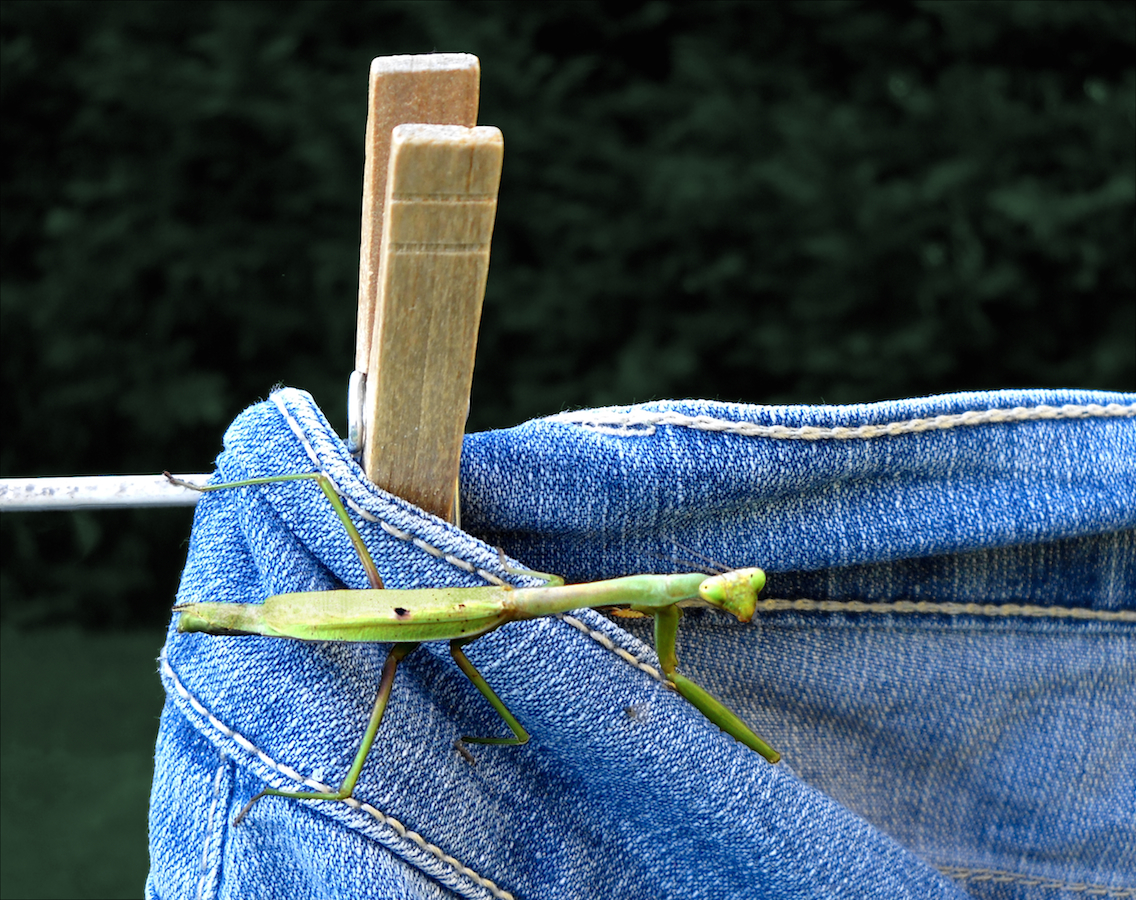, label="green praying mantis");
[167,472,780,824]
